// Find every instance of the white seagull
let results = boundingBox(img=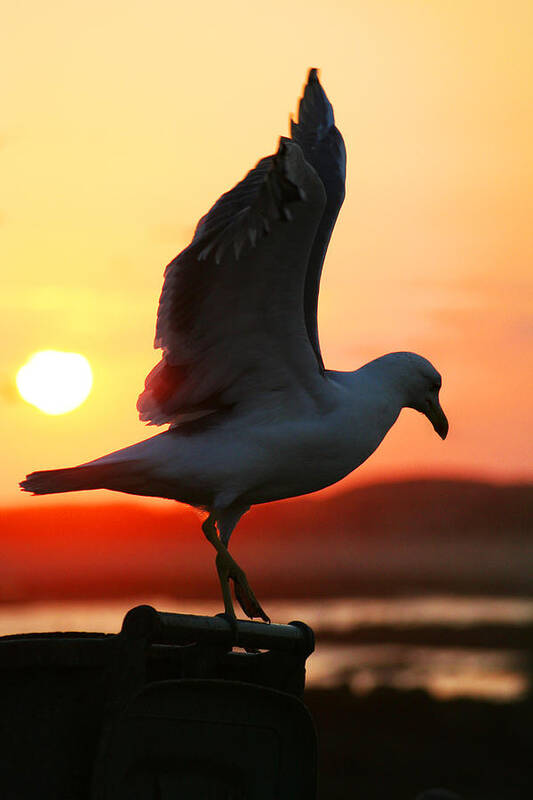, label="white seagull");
[21,69,448,623]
